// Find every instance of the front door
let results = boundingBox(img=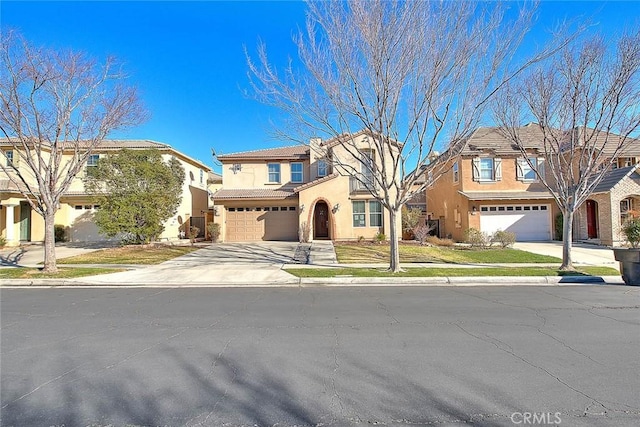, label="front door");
[586,200,598,239]
[314,202,329,239]
[19,201,31,241]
